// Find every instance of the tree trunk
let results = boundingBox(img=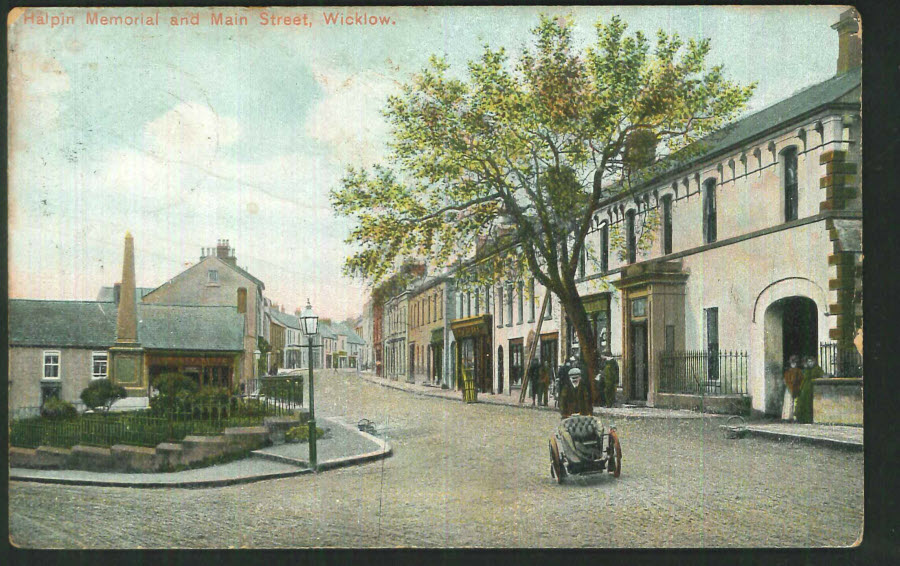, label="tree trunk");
[559,291,600,406]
